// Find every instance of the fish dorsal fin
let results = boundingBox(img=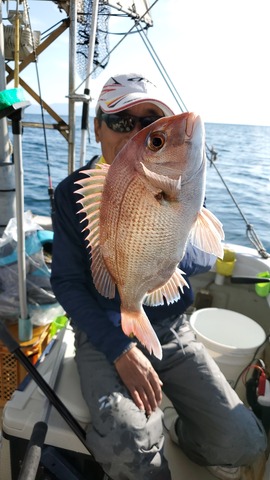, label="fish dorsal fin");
[143,267,188,307]
[189,206,225,259]
[140,162,181,198]
[75,164,115,299]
